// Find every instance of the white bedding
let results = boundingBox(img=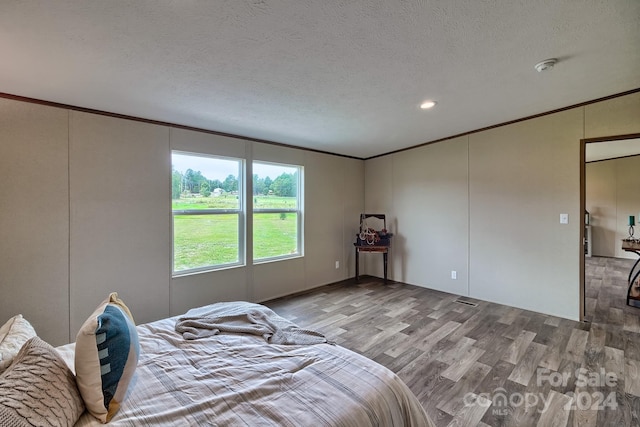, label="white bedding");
[57,305,434,426]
